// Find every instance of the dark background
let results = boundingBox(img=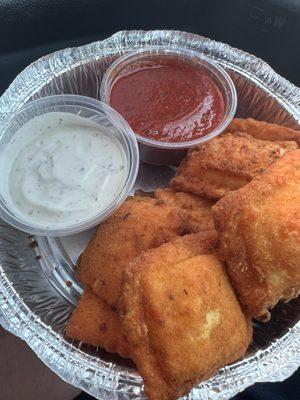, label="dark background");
[0,0,299,399]
[0,0,300,95]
